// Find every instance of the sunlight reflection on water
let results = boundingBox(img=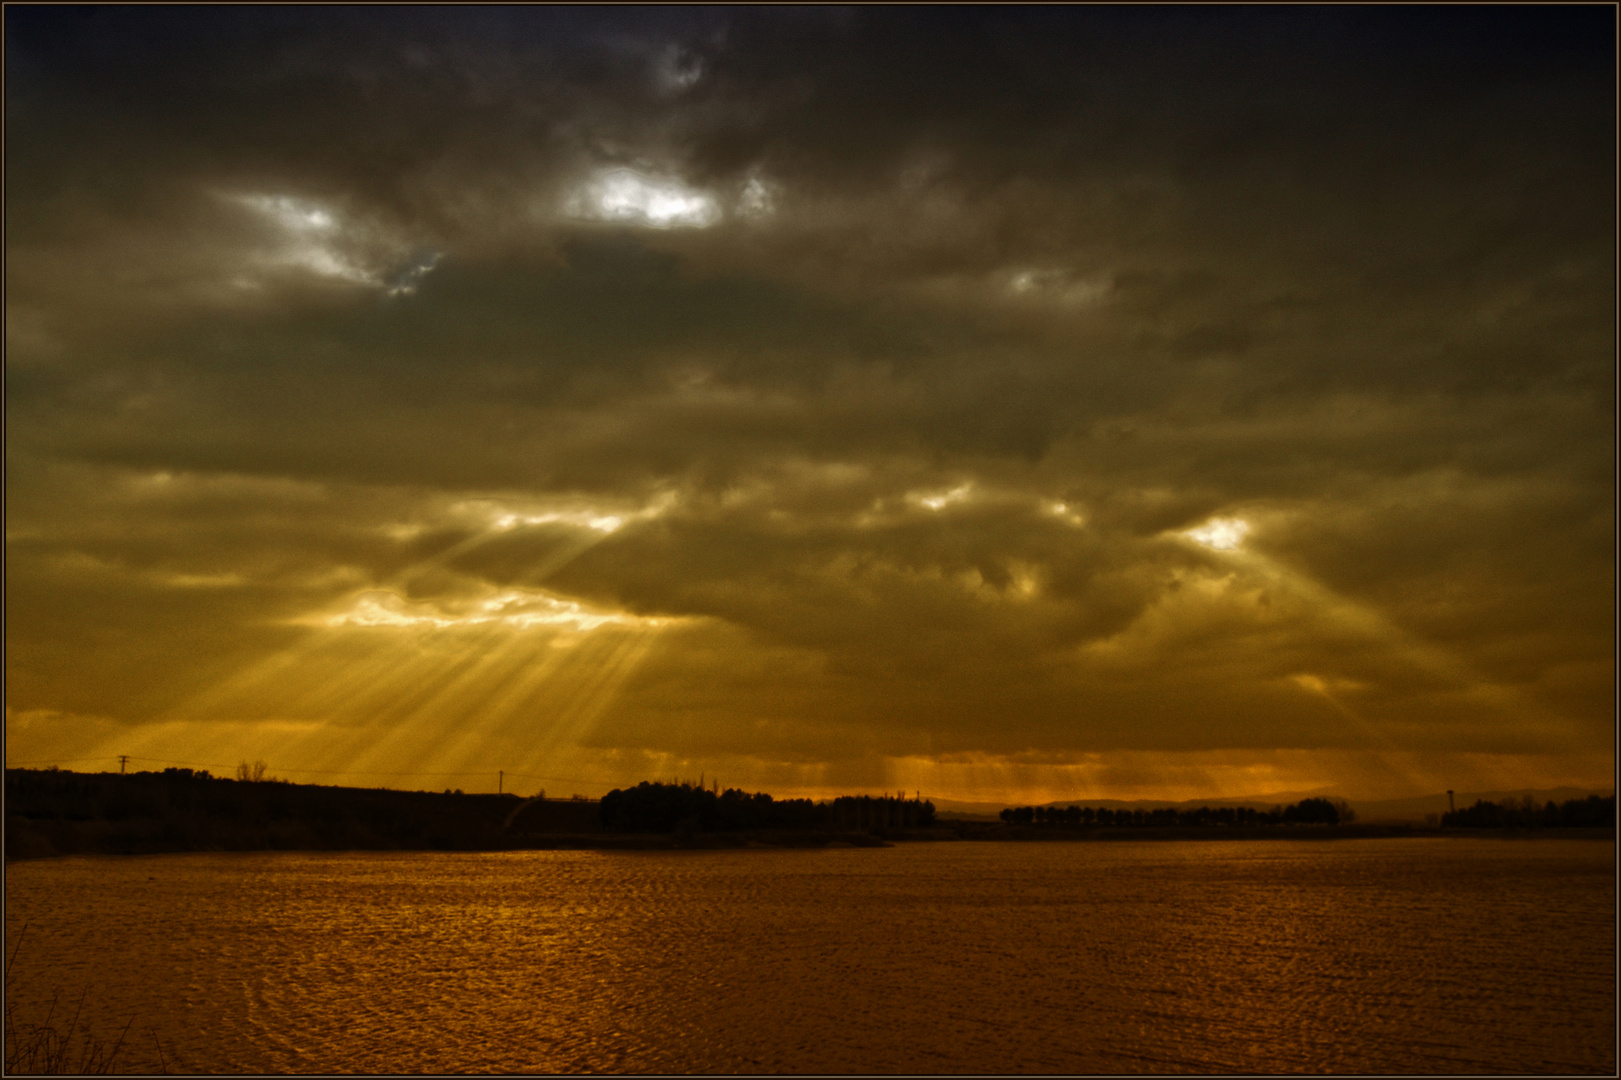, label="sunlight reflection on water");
[4,839,1613,1074]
